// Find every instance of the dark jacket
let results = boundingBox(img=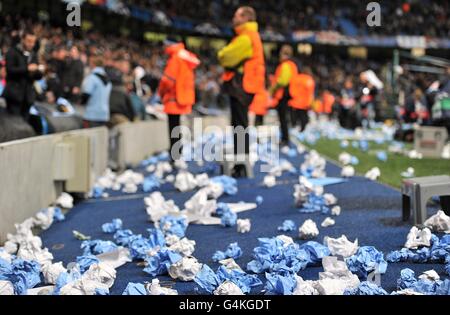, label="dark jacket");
[46,74,64,100]
[105,66,124,87]
[3,45,42,107]
[62,58,84,92]
[109,86,136,121]
[105,66,135,121]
